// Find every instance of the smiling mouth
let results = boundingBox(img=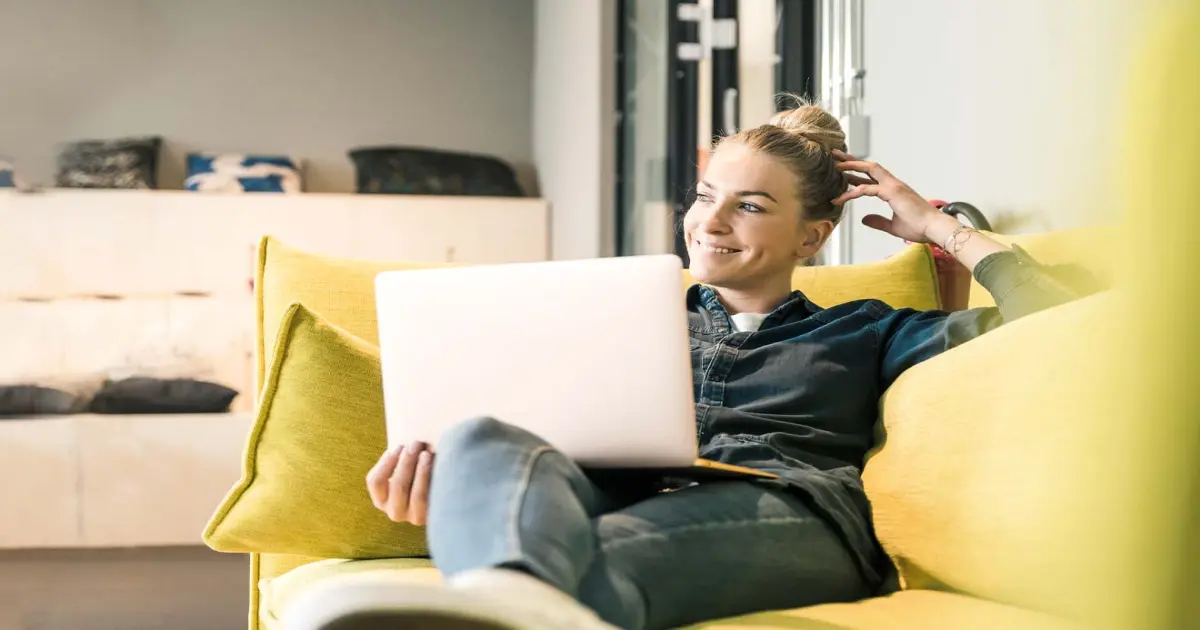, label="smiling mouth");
[695,241,742,254]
